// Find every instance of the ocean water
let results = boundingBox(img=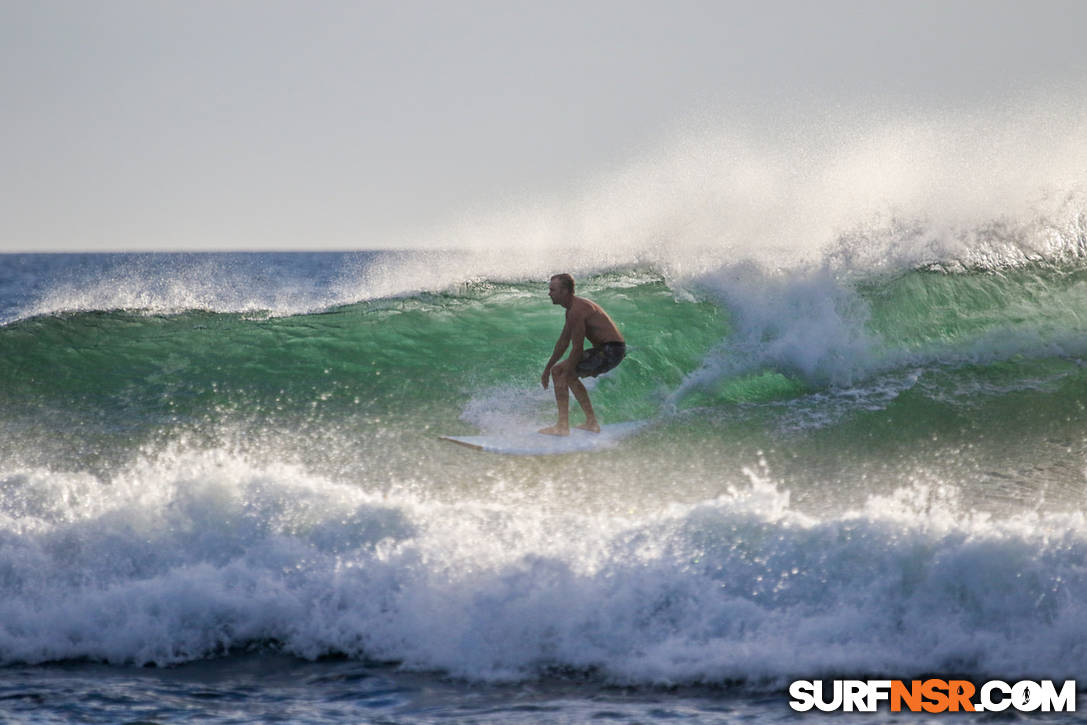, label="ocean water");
[3,117,1087,722]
